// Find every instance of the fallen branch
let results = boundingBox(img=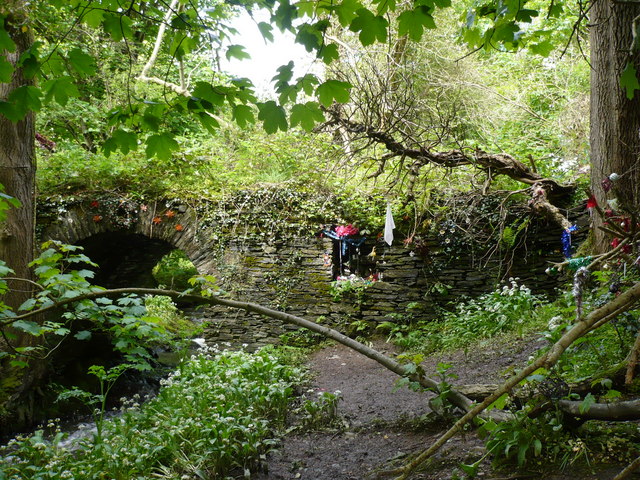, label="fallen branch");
[626,328,640,385]
[0,287,477,414]
[558,398,640,421]
[613,455,640,480]
[387,281,640,480]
